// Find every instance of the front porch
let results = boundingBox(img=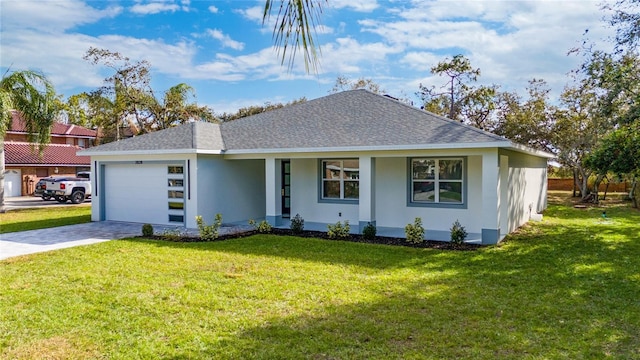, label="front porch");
[258,151,505,245]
